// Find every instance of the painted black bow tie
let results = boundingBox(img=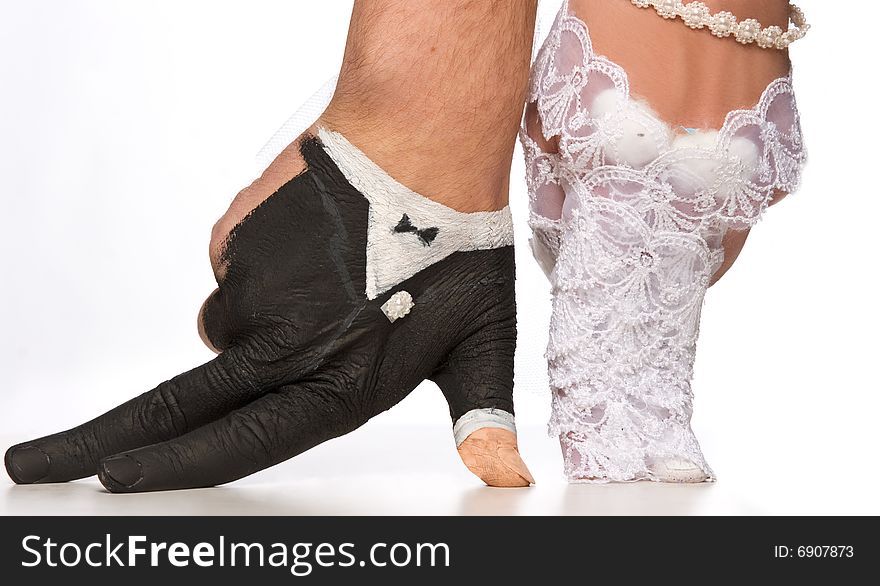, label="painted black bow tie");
[394,213,439,246]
